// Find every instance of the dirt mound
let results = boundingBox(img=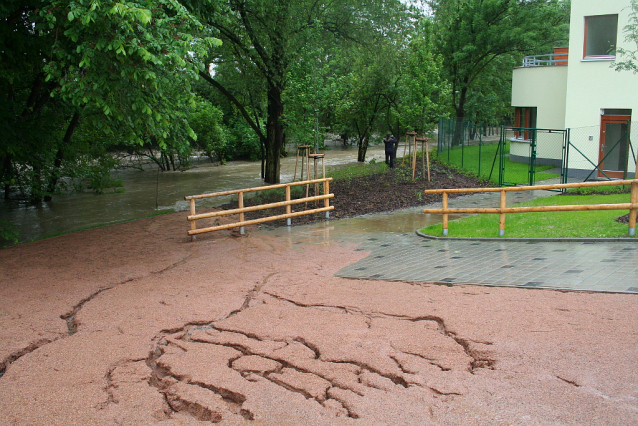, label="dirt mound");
[224,159,489,227]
